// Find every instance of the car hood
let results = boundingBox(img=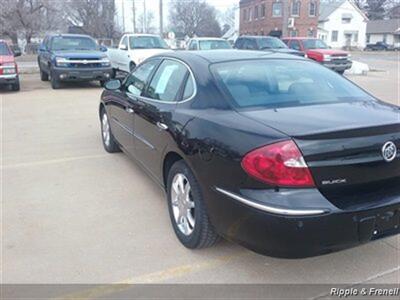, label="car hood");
[52,50,106,59]
[0,55,15,64]
[268,48,304,56]
[306,49,348,55]
[239,101,400,137]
